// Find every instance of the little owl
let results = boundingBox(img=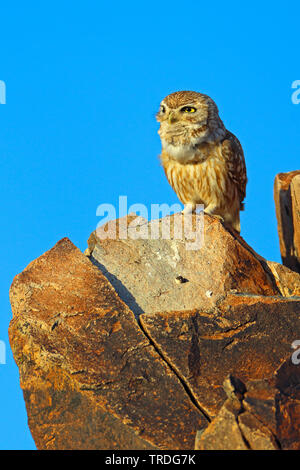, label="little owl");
[156,91,247,233]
